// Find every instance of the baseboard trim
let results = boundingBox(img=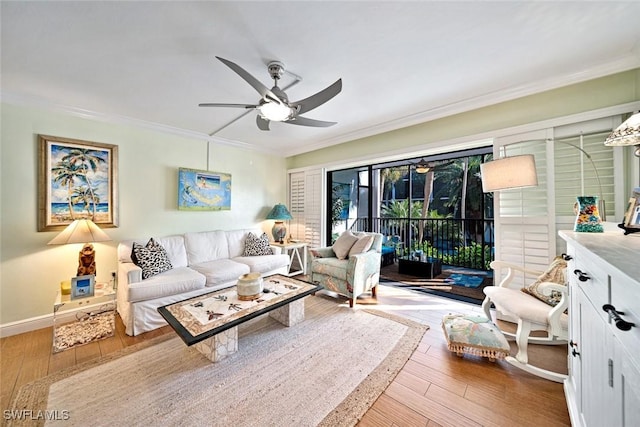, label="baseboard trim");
[0,313,53,338]
[0,301,109,338]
